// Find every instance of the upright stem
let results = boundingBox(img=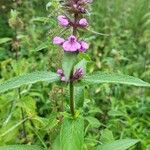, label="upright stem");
[69,13,78,117]
[21,107,27,140]
[69,80,75,116]
[18,88,27,142]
